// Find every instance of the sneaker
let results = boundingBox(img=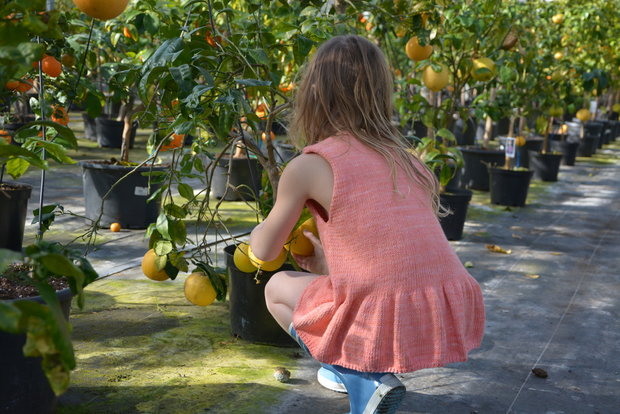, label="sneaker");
[320,363,406,414]
[317,366,347,393]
